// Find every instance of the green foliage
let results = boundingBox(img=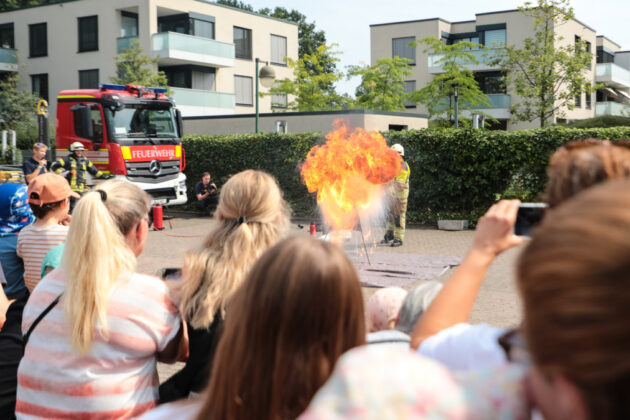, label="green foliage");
[494,0,595,127]
[409,37,489,124]
[347,57,413,111]
[110,40,170,94]
[216,0,254,12]
[565,115,630,128]
[267,45,349,111]
[182,126,630,224]
[0,0,68,11]
[0,71,39,131]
